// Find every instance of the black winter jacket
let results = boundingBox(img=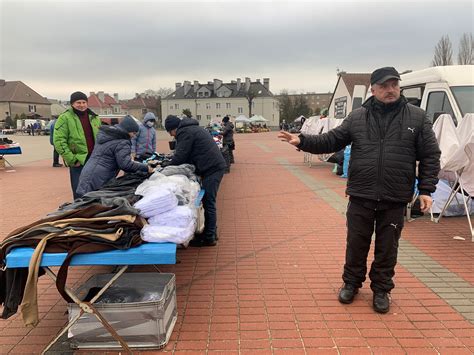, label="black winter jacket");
[170,117,227,176]
[222,121,235,145]
[297,96,441,203]
[77,126,148,196]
